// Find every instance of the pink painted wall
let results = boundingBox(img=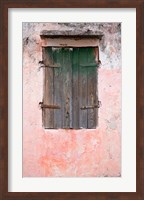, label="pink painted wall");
[23,23,121,177]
